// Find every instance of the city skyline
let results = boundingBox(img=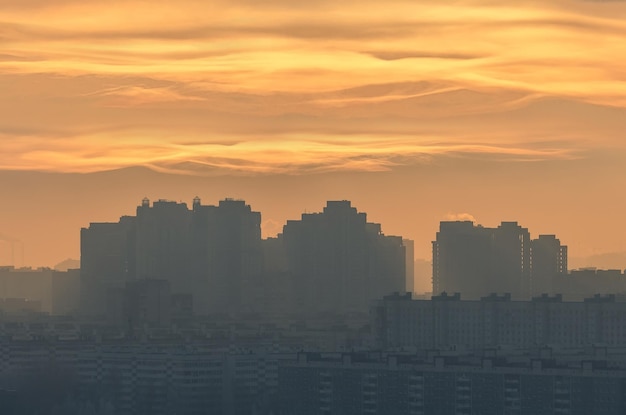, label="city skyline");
[2,1,626,269]
[0,188,621,268]
[2,2,625,413]
[0,189,624,272]
[4,197,623,318]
